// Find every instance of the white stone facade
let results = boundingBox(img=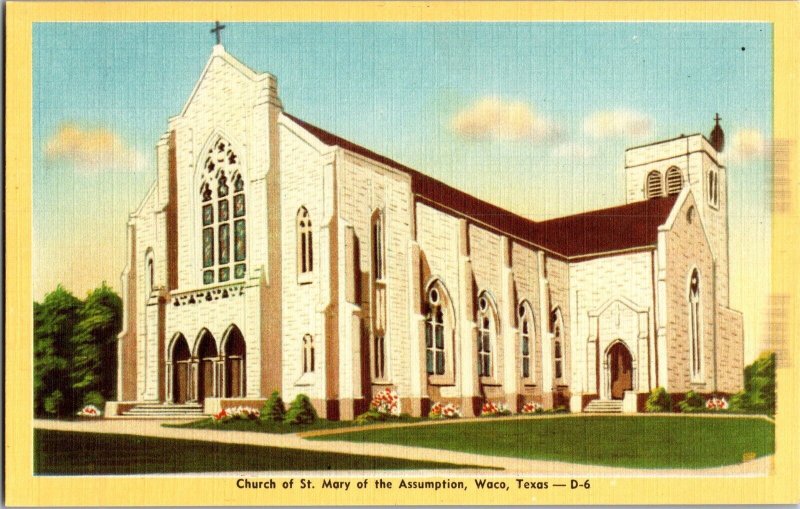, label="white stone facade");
[114,46,744,418]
